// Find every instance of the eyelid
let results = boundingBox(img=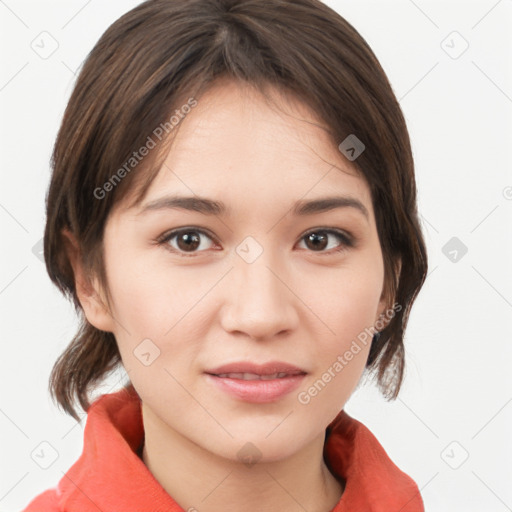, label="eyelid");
[302,227,353,242]
[157,226,217,242]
